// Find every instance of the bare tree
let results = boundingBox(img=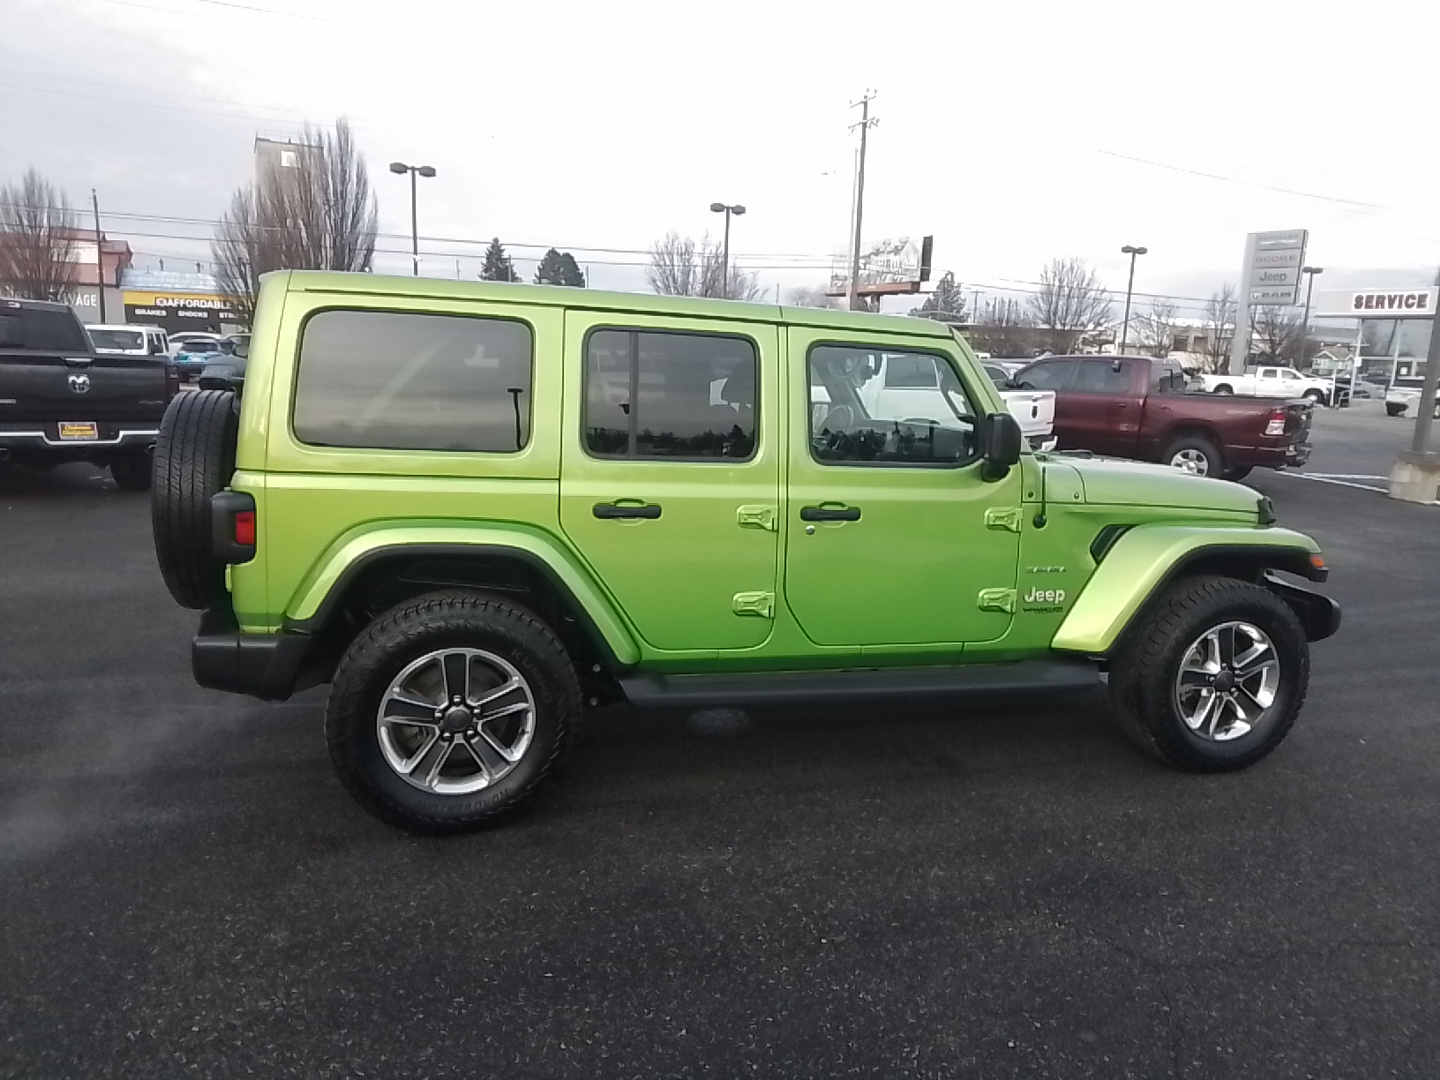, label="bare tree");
[968,296,1035,358]
[785,285,838,309]
[1250,305,1304,365]
[1133,297,1179,359]
[0,168,79,302]
[1027,257,1112,353]
[646,231,763,301]
[212,119,377,326]
[1200,284,1236,373]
